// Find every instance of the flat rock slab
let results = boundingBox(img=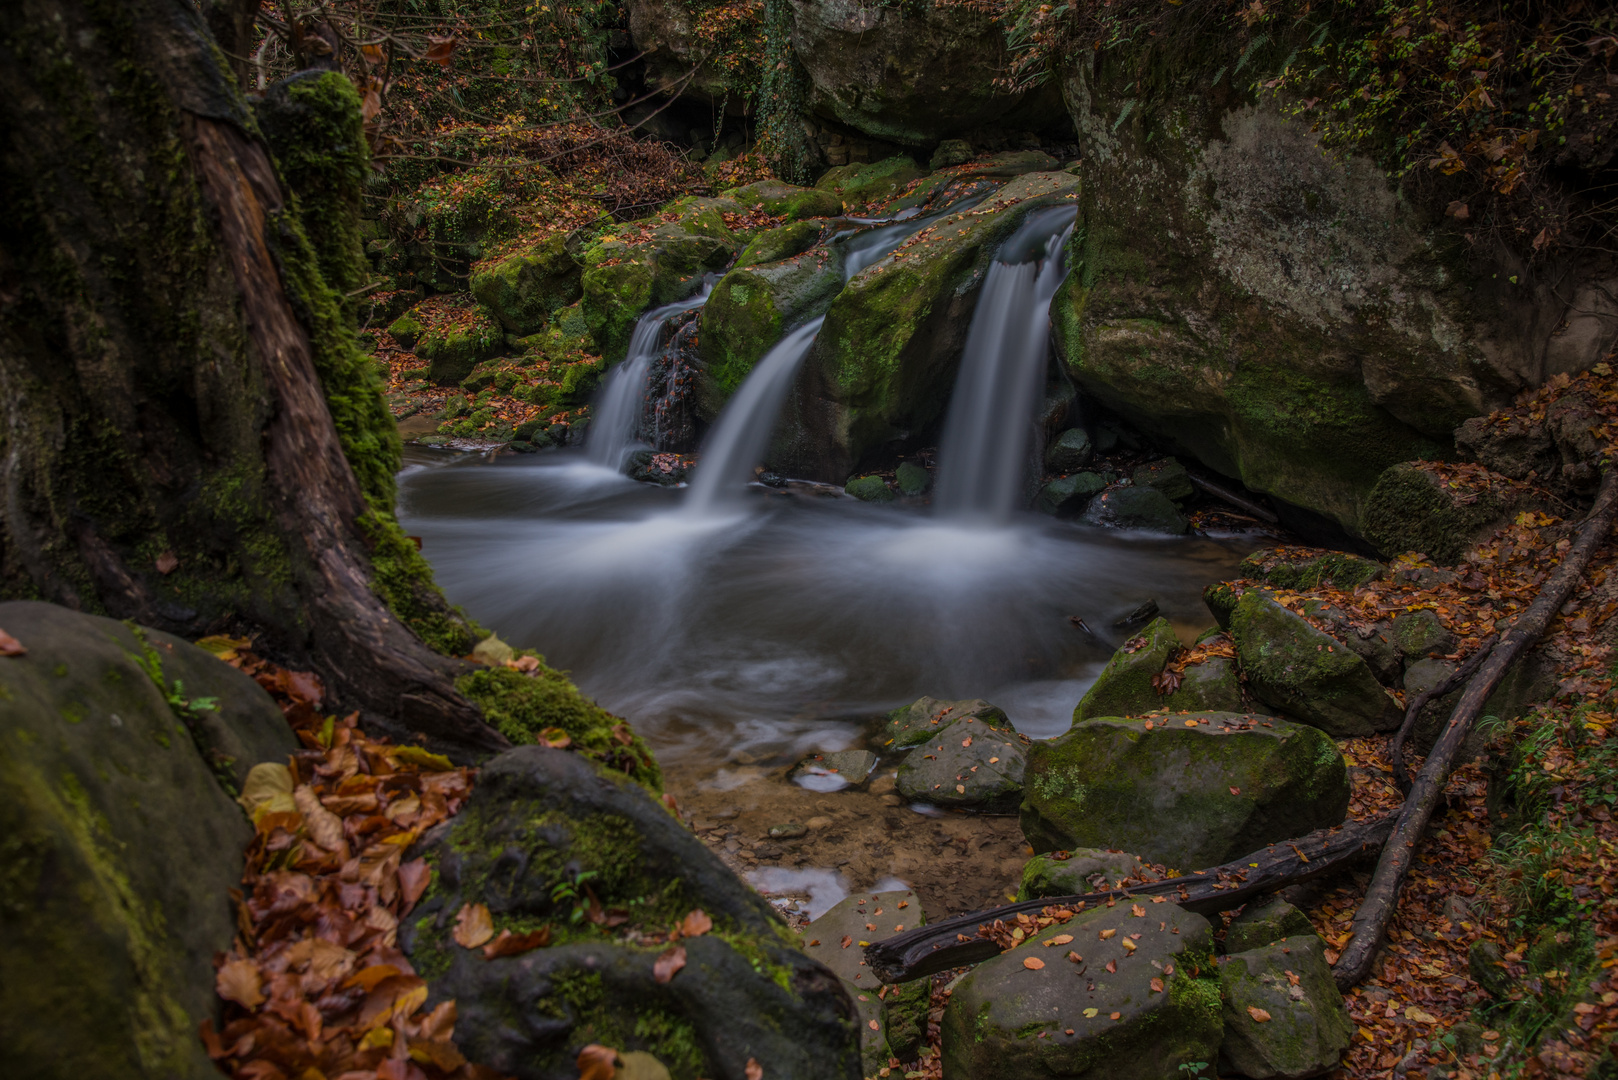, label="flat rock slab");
[883,696,1013,749]
[941,901,1221,1080]
[1219,936,1352,1079]
[896,722,1028,812]
[1020,712,1349,870]
[801,888,925,987]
